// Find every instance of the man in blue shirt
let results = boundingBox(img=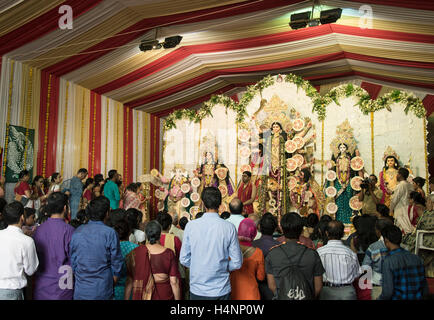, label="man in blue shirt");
[70,196,123,300]
[378,225,428,300]
[180,187,242,300]
[103,169,121,210]
[362,217,393,300]
[68,168,88,220]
